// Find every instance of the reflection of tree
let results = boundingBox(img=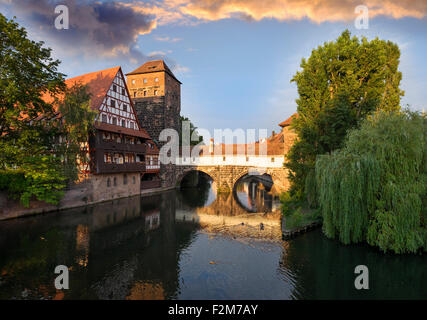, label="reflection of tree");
[280,229,427,299]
